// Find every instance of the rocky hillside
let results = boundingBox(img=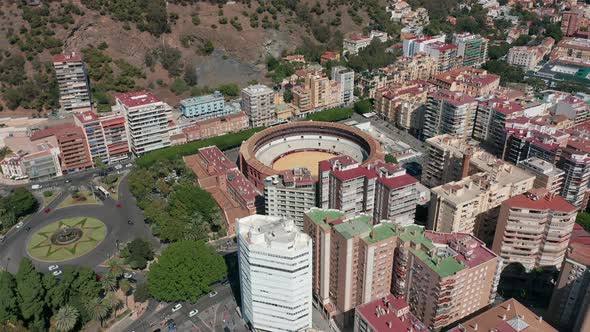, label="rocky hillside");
[0,0,393,116]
